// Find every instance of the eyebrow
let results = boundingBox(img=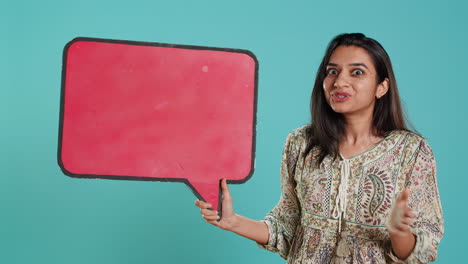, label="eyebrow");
[327,62,369,69]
